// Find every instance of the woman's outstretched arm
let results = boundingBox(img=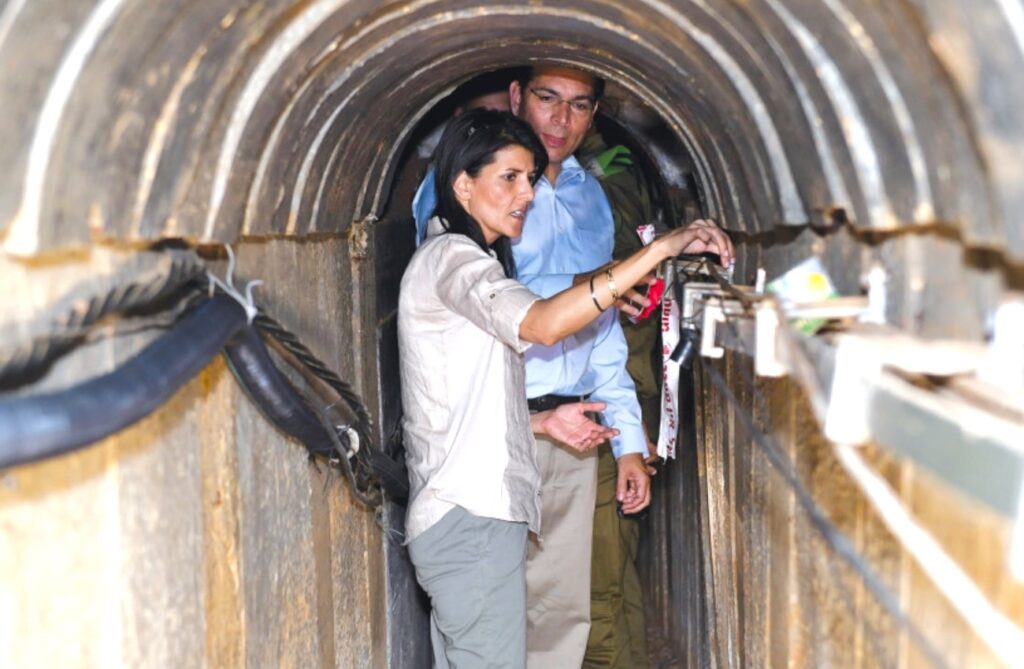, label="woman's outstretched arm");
[519,219,733,346]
